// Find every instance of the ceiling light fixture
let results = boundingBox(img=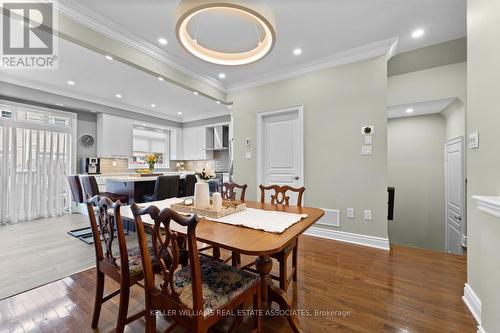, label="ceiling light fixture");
[115,94,122,98]
[193,91,199,95]
[178,111,183,115]
[158,76,164,81]
[218,73,226,79]
[176,2,276,66]
[105,55,113,60]
[216,101,221,104]
[293,48,302,55]
[158,37,168,45]
[151,104,157,108]
[411,28,424,39]
[406,108,414,114]
[67,80,75,85]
